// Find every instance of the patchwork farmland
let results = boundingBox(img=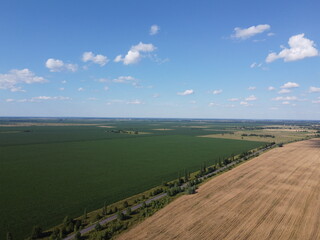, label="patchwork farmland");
[0,118,275,239]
